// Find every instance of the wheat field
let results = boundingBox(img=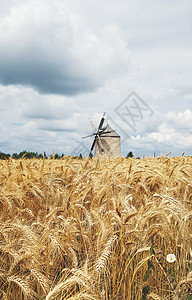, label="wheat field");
[0,155,192,299]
